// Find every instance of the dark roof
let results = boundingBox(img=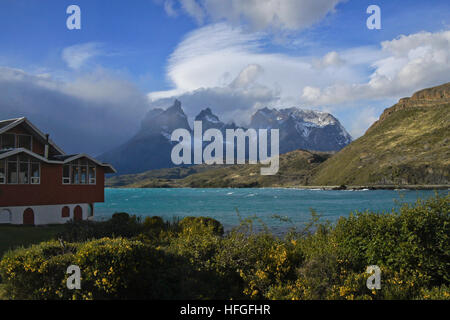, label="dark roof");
[0,149,14,155]
[0,149,116,173]
[49,154,79,161]
[0,147,43,157]
[0,118,20,130]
